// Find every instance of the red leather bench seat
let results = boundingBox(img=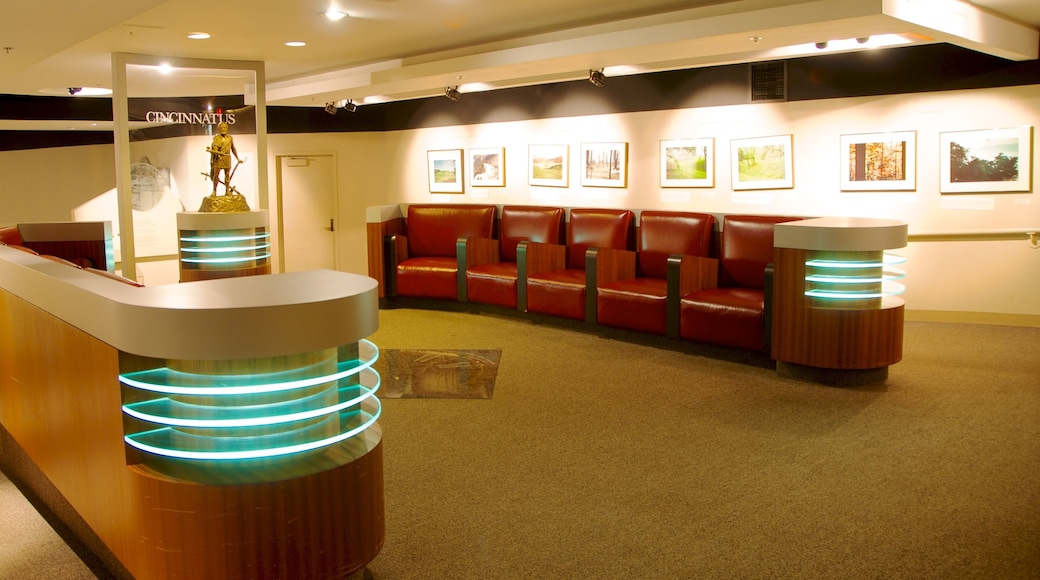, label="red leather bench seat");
[597,211,715,336]
[396,204,496,299]
[679,215,801,351]
[466,206,564,309]
[527,208,632,320]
